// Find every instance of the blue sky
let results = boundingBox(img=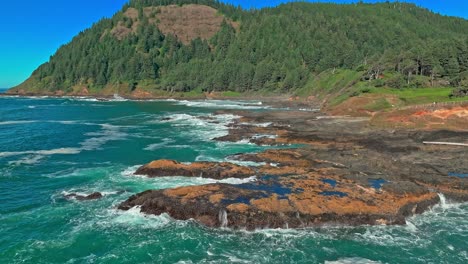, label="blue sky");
[1,0,467,88]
